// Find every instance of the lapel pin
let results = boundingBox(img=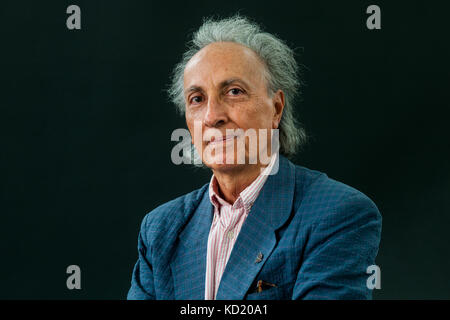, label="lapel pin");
[255,252,263,264]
